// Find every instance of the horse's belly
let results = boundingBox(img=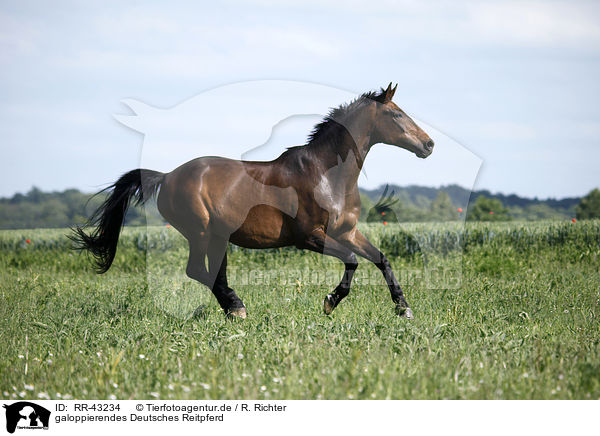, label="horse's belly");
[228,205,294,248]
